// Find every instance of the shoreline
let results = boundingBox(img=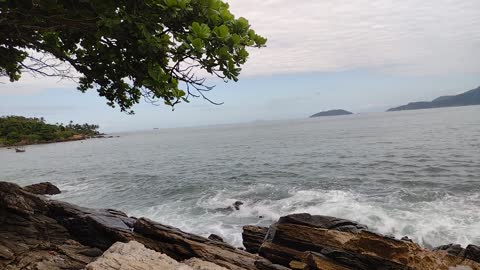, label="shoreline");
[0,134,119,149]
[1,181,479,270]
